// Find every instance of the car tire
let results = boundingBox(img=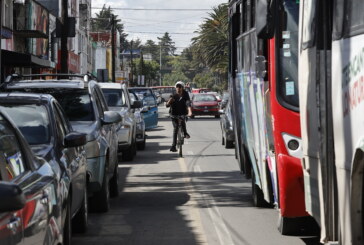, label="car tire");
[72,186,88,233]
[122,141,136,161]
[222,135,225,145]
[225,140,234,149]
[63,199,72,245]
[215,115,220,118]
[137,137,146,150]
[190,115,195,119]
[90,169,110,213]
[110,163,119,198]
